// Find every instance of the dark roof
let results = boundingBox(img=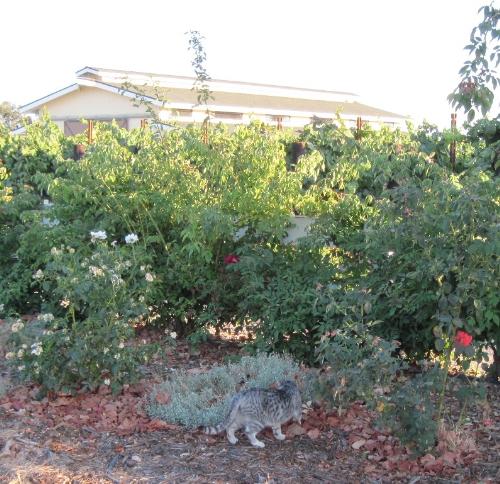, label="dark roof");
[107,82,406,120]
